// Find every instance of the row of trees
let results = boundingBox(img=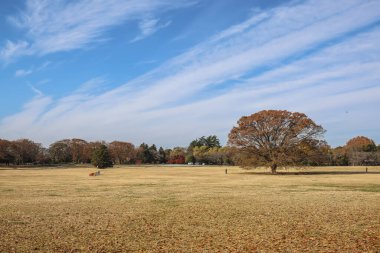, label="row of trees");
[134,136,234,165]
[1,110,379,171]
[0,138,114,167]
[0,137,230,167]
[0,134,378,168]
